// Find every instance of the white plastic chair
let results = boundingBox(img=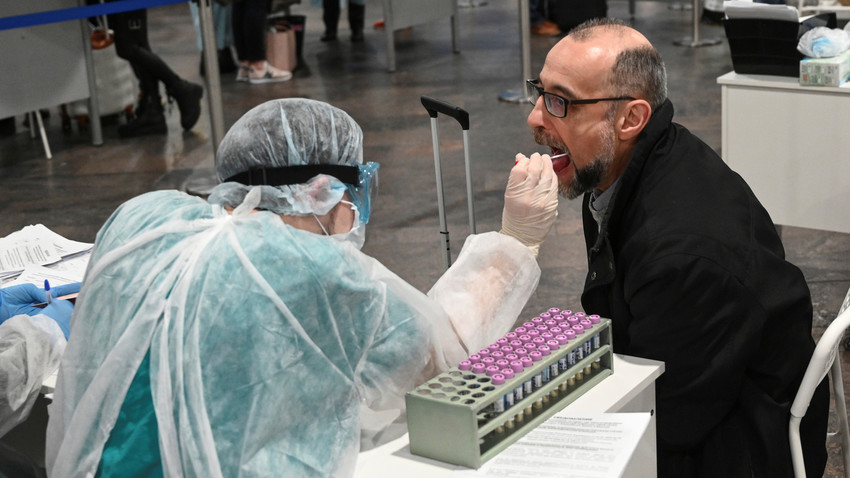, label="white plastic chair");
[790,289,850,478]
